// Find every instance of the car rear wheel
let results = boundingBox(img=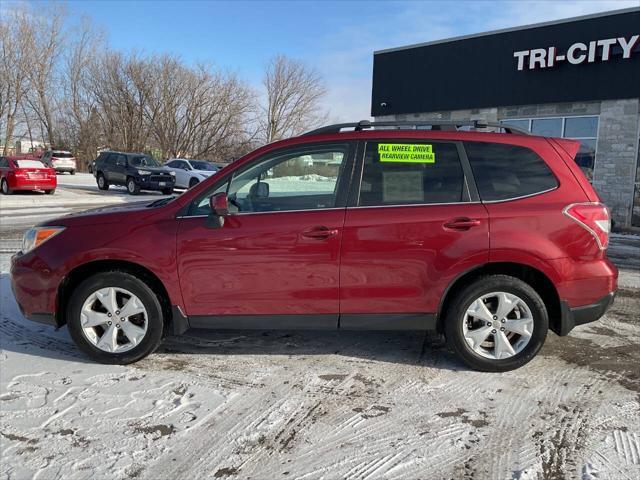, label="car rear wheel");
[1,179,12,195]
[67,272,164,364]
[97,173,109,191]
[127,177,140,195]
[70,170,76,175]
[45,189,55,195]
[188,177,199,188]
[444,275,548,372]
